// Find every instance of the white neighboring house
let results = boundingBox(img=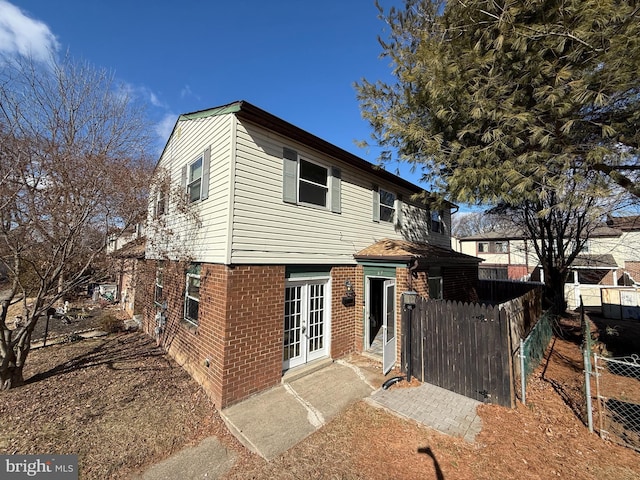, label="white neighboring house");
[454,216,640,310]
